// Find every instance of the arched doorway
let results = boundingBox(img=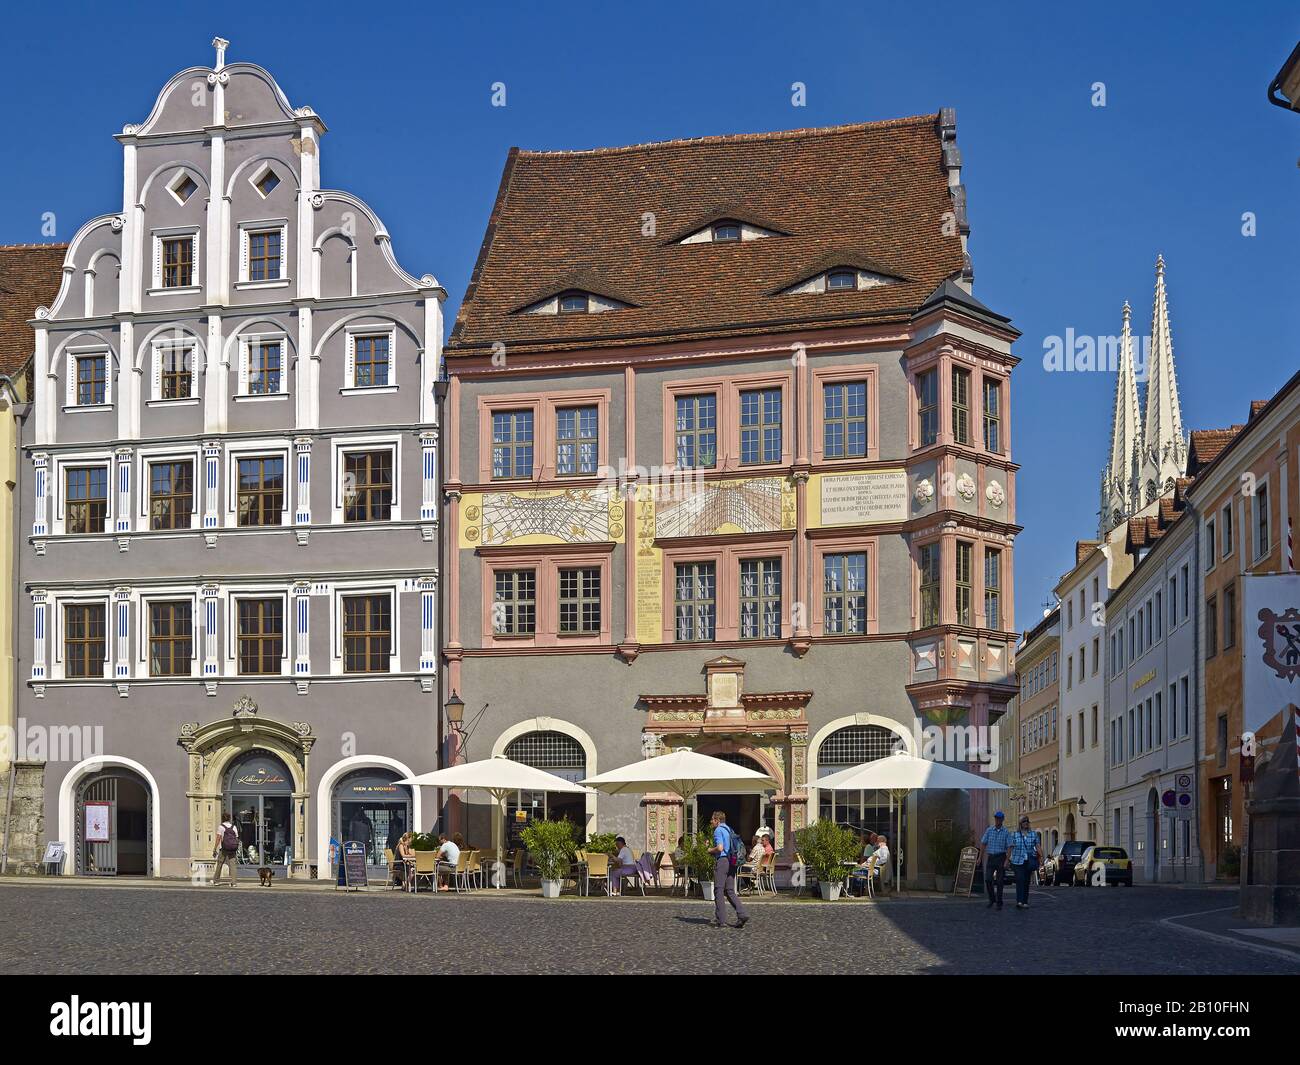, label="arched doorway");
[1065,812,1076,842]
[224,750,295,879]
[694,753,774,845]
[331,767,412,875]
[503,730,588,846]
[74,767,151,876]
[814,725,901,840]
